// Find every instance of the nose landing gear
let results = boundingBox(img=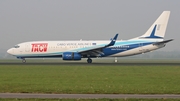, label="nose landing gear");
[17,57,26,63]
[22,58,26,63]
